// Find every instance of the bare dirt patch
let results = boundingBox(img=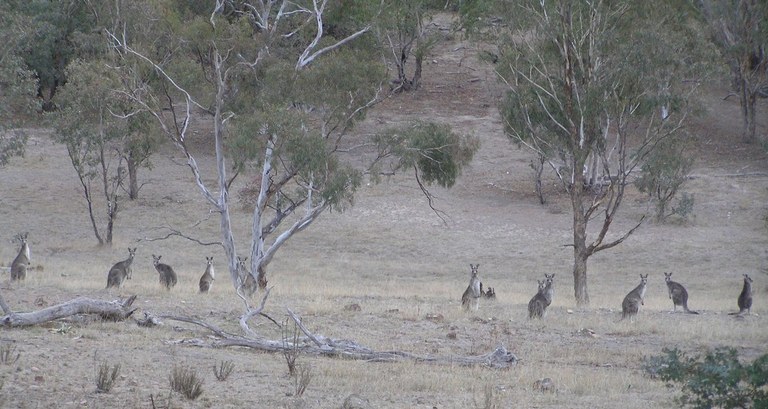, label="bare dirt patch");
[1,14,767,409]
